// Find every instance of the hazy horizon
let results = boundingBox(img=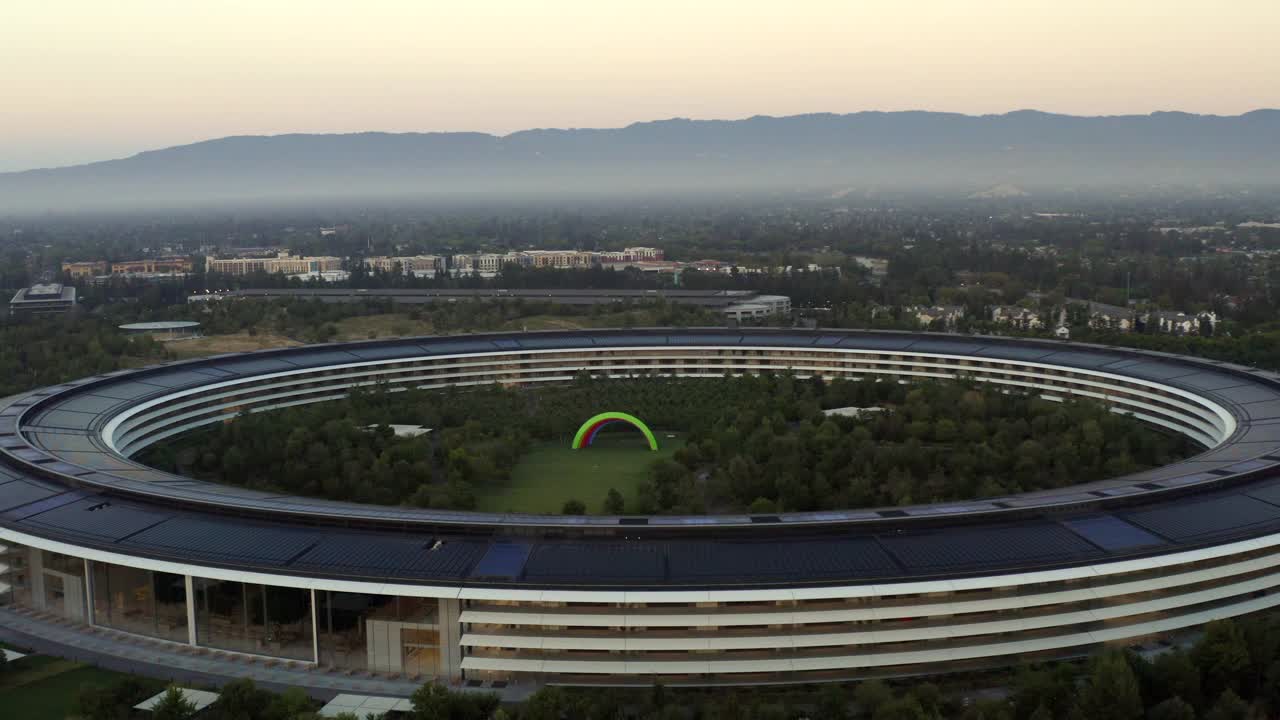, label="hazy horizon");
[9,107,1280,176]
[4,0,1279,172]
